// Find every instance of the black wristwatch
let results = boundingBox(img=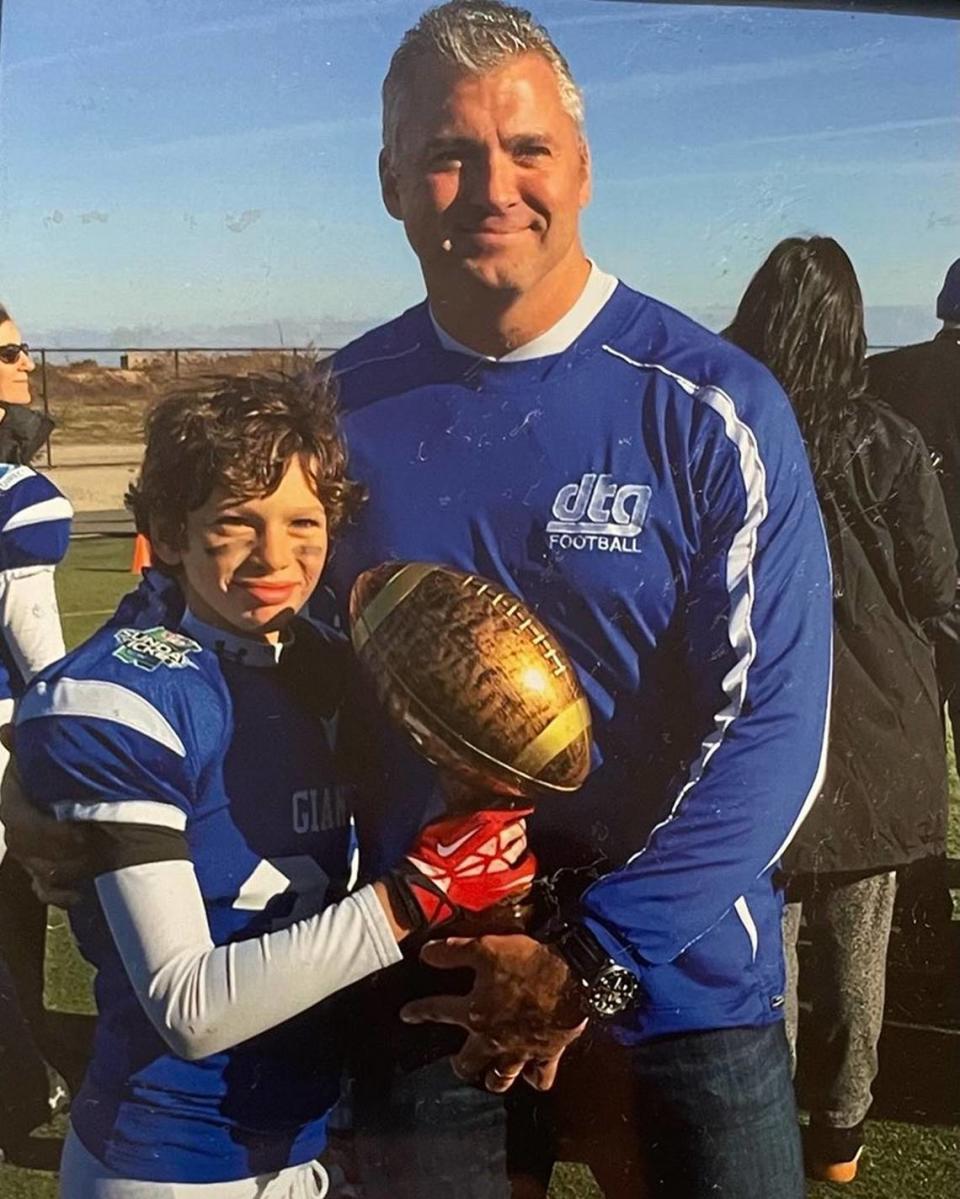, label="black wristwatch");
[553,923,639,1018]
